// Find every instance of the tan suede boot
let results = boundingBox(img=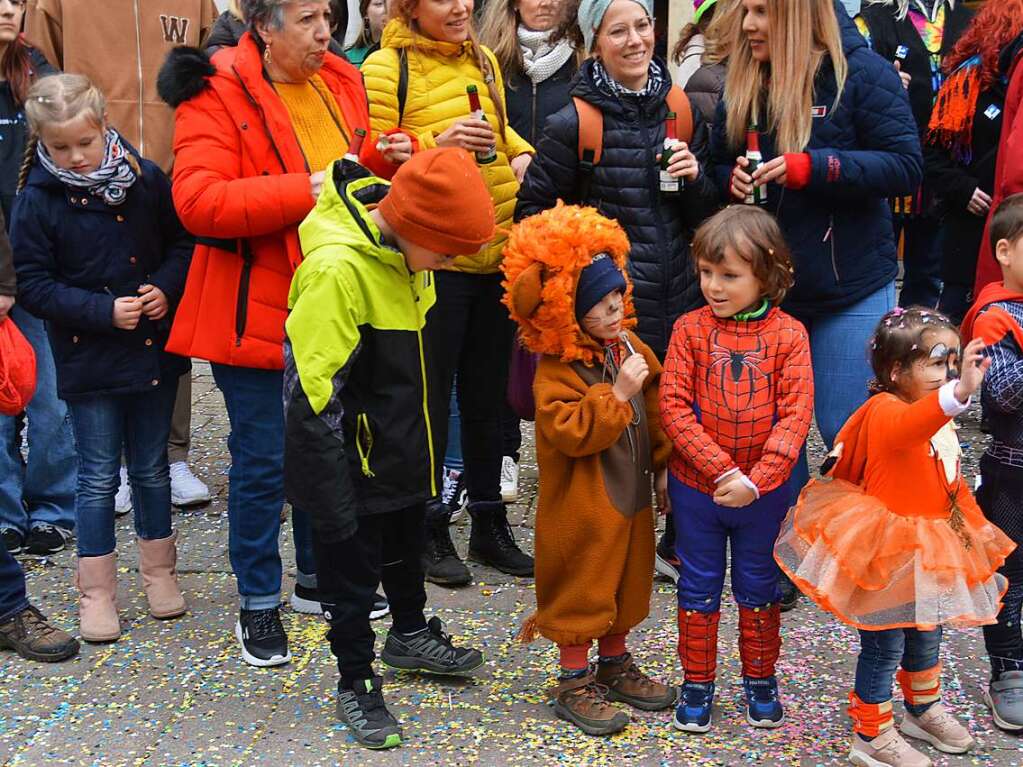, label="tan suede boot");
[137,532,187,619]
[595,653,679,711]
[75,553,120,642]
[552,670,630,736]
